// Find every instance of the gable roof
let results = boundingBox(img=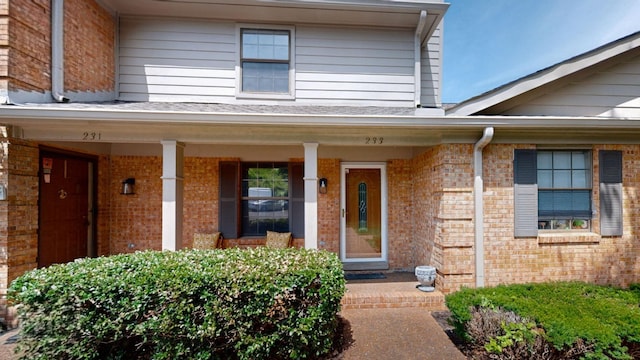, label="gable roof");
[447,30,640,116]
